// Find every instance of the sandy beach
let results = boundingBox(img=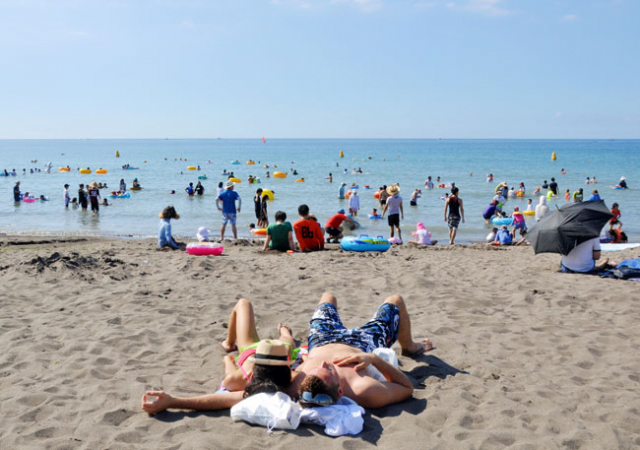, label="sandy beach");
[1,236,639,450]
